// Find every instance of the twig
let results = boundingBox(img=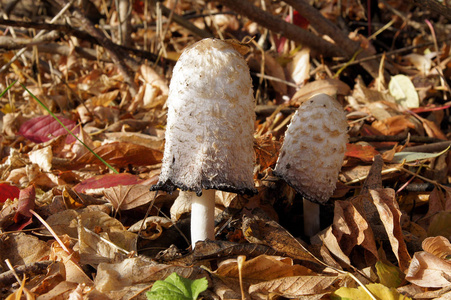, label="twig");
[0,31,61,50]
[283,0,388,81]
[0,0,74,74]
[349,134,444,144]
[160,4,213,38]
[53,0,138,97]
[402,141,451,153]
[0,261,54,289]
[215,0,345,58]
[409,0,451,20]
